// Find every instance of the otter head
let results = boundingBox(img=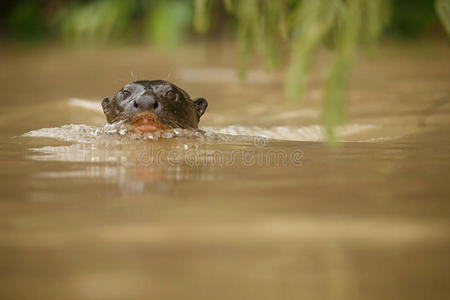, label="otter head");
[101,80,208,132]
